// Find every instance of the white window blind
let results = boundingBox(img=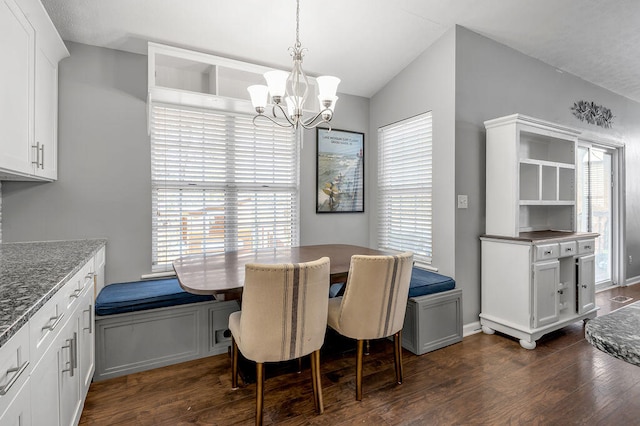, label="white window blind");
[150,103,299,272]
[377,112,432,266]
